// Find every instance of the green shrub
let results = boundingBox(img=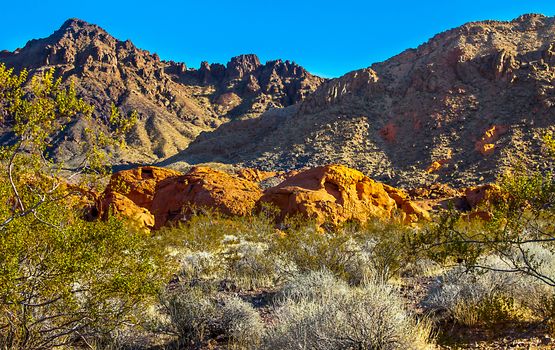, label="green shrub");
[0,208,169,349]
[0,63,165,349]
